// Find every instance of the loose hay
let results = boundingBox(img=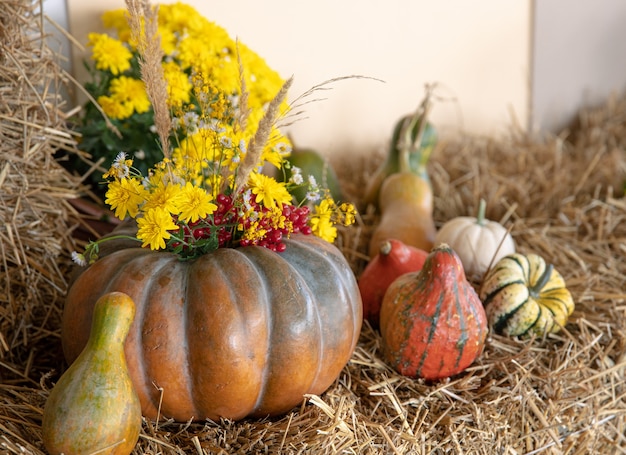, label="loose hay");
[2,2,626,454]
[0,0,85,376]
